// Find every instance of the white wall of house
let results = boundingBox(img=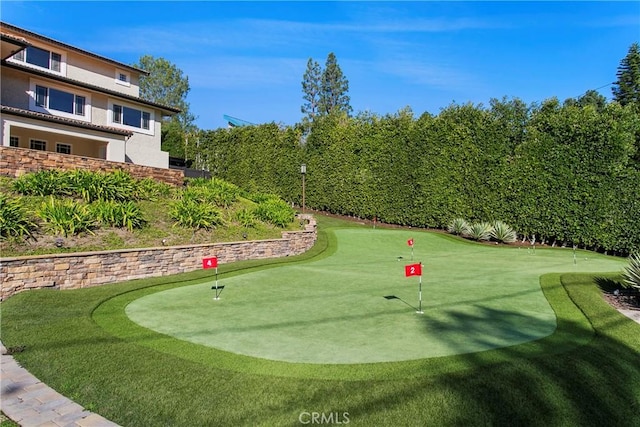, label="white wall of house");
[1,23,172,169]
[1,115,126,162]
[125,119,168,168]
